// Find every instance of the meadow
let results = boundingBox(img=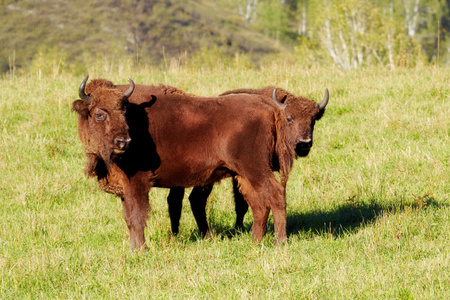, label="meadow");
[0,62,449,299]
